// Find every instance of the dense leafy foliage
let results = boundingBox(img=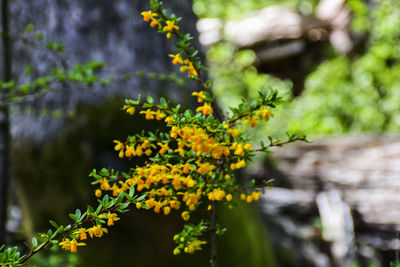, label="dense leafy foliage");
[198,0,400,138]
